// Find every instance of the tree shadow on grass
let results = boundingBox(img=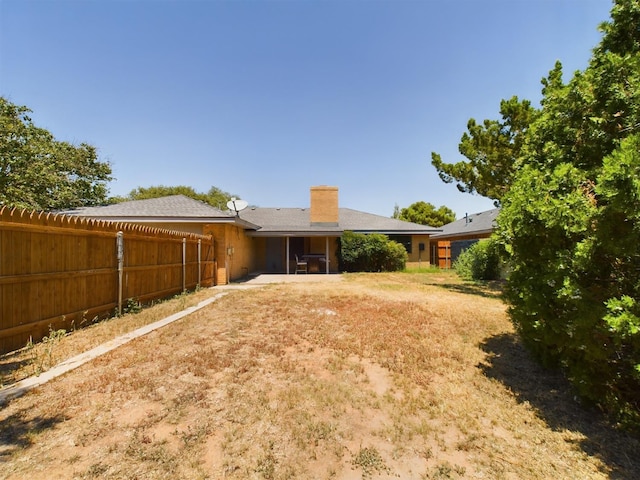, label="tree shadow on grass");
[0,356,33,386]
[436,280,504,299]
[478,333,640,479]
[0,408,66,461]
